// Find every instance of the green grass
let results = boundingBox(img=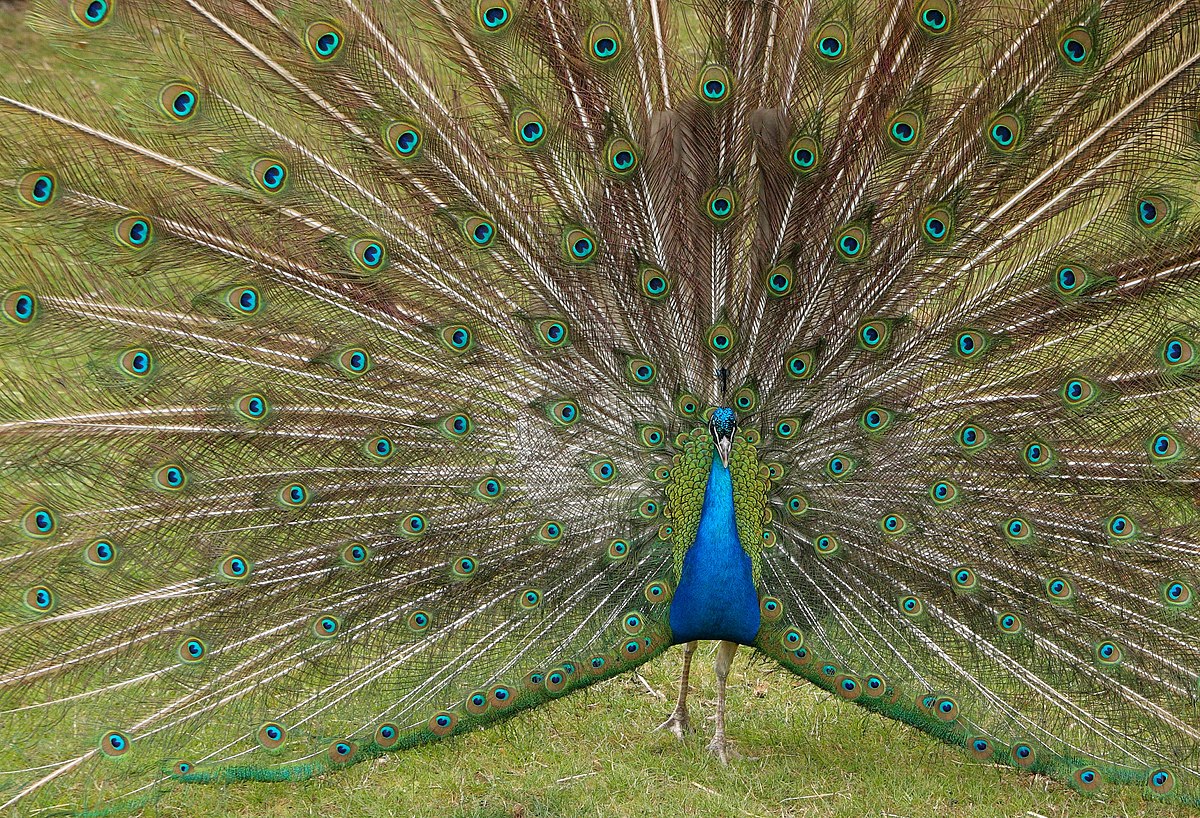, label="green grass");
[0,5,1195,817]
[122,646,1192,818]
